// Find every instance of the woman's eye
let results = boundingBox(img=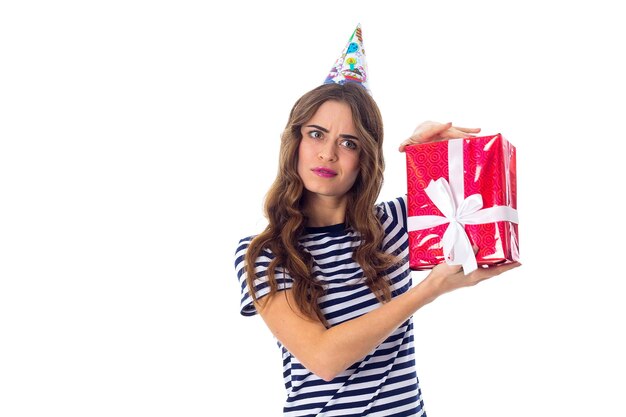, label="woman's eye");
[340,139,357,150]
[308,131,323,140]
